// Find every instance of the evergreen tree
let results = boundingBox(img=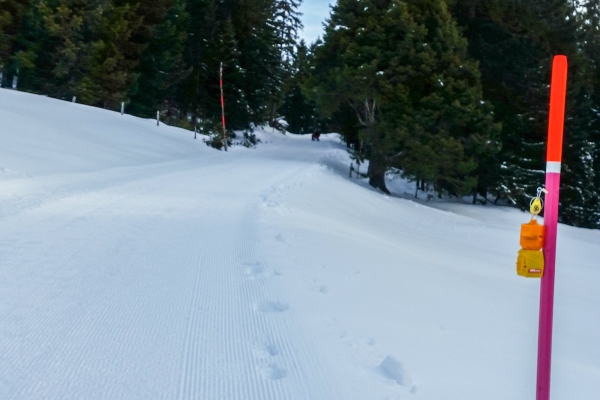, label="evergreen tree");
[451,0,599,226]
[280,40,319,133]
[86,0,143,108]
[450,0,550,204]
[232,0,282,126]
[178,0,213,124]
[13,0,104,100]
[399,0,500,197]
[211,16,249,130]
[11,0,151,108]
[6,0,301,135]
[177,0,302,132]
[266,0,303,123]
[0,0,31,84]
[585,1,600,225]
[308,0,498,195]
[306,0,398,192]
[566,0,600,228]
[128,0,190,118]
[179,0,249,131]
[559,85,599,227]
